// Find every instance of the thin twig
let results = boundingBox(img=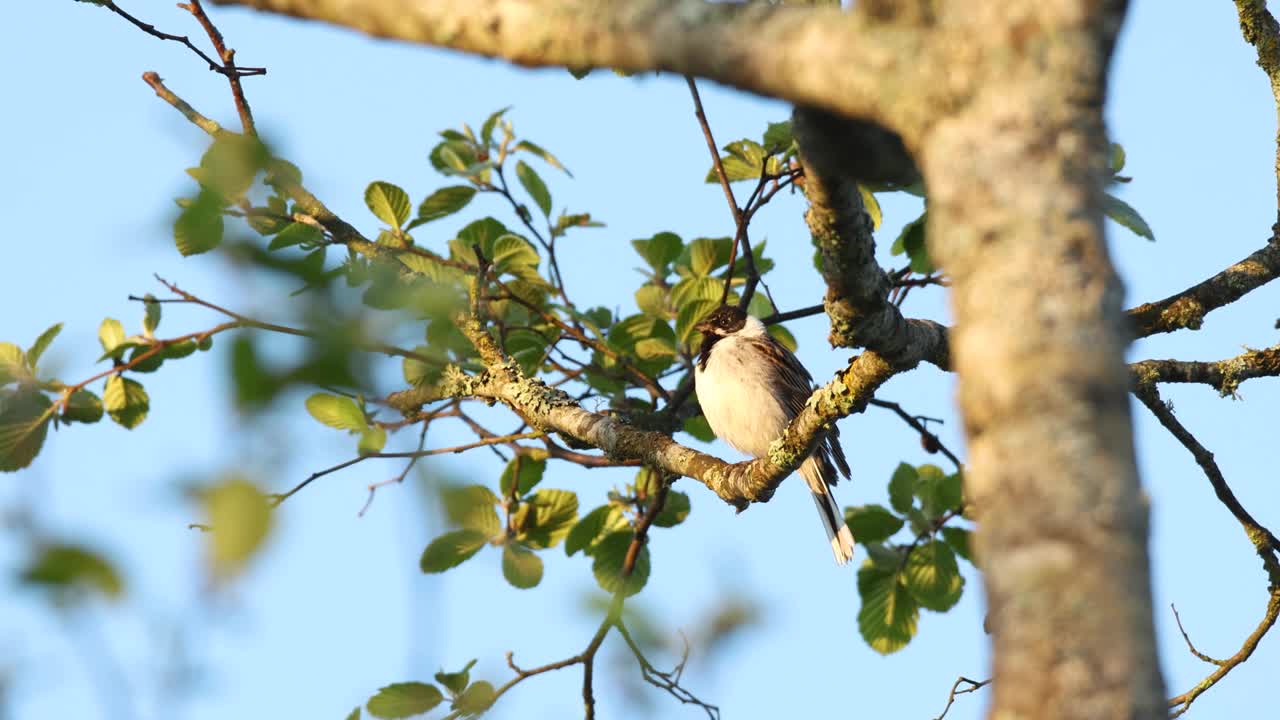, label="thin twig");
[100,1,266,79]
[179,0,259,135]
[1170,604,1227,666]
[1168,592,1280,718]
[868,398,962,469]
[684,76,745,307]
[932,676,991,720]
